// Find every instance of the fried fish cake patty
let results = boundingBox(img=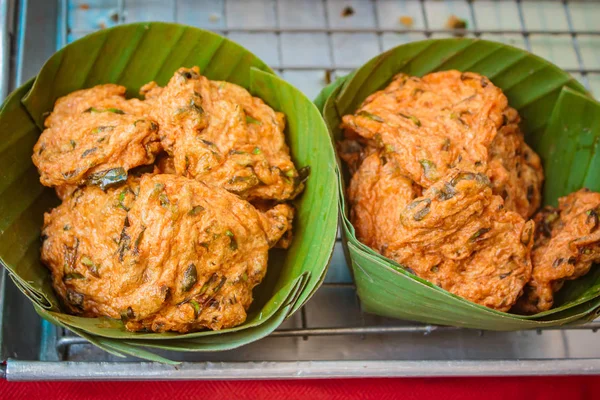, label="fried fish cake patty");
[514,189,600,314]
[144,67,305,201]
[351,167,533,311]
[340,70,543,219]
[32,85,161,188]
[41,174,294,333]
